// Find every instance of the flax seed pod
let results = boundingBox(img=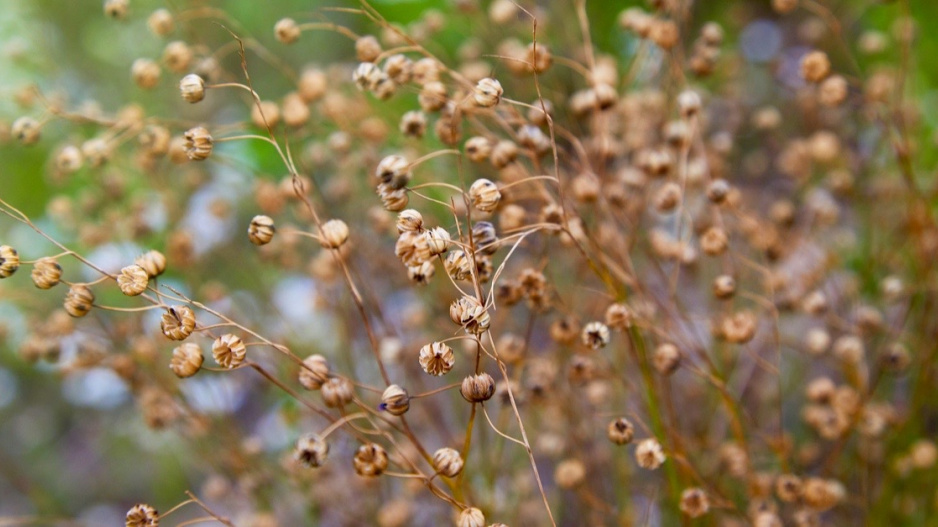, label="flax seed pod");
[465,136,493,162]
[299,354,330,390]
[653,343,681,375]
[635,438,666,469]
[469,179,501,213]
[396,210,424,234]
[555,459,586,489]
[433,447,464,477]
[319,219,349,248]
[445,250,472,280]
[400,111,427,138]
[248,215,275,246]
[381,384,410,416]
[31,257,62,289]
[427,227,451,255]
[298,68,327,102]
[170,342,203,378]
[160,305,196,340]
[355,35,382,62]
[135,250,167,278]
[64,284,95,318]
[376,155,412,189]
[608,417,635,445]
[713,275,736,299]
[275,18,300,44]
[295,433,329,468]
[321,377,354,408]
[104,0,128,19]
[473,78,503,107]
[801,51,831,82]
[408,261,435,284]
[0,246,20,278]
[460,372,496,403]
[353,443,389,477]
[250,100,280,128]
[125,504,158,527]
[457,507,485,527]
[147,9,174,36]
[212,334,246,369]
[117,265,148,296]
[383,54,413,84]
[581,321,611,350]
[378,183,409,211]
[449,295,490,334]
[604,303,633,330]
[179,74,205,103]
[419,342,455,376]
[701,227,728,255]
[680,488,710,518]
[183,126,212,161]
[131,59,161,89]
